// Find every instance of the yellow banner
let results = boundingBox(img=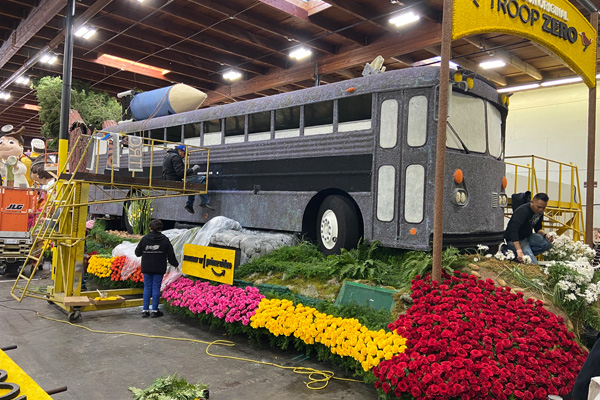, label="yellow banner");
[452,0,597,88]
[182,244,237,285]
[0,350,53,399]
